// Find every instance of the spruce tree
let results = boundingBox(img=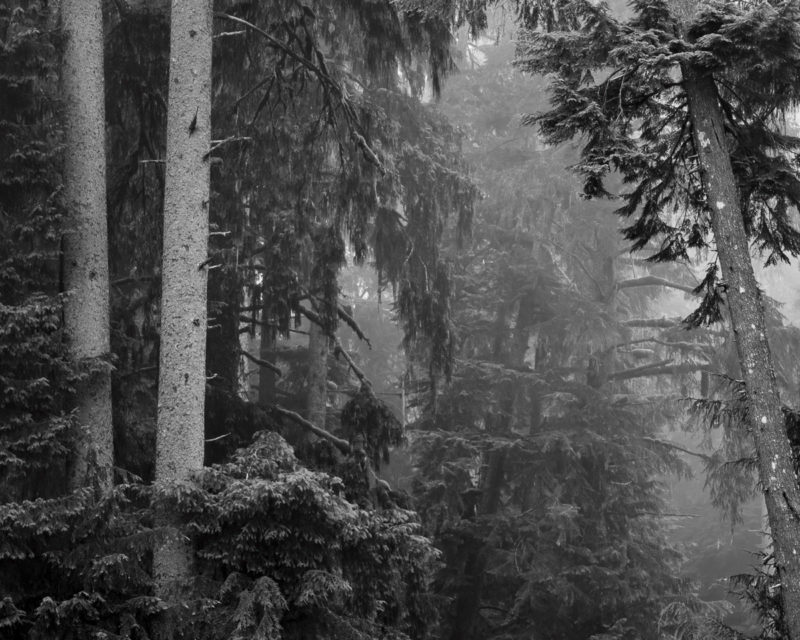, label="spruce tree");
[154,0,213,604]
[60,0,113,491]
[514,1,800,635]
